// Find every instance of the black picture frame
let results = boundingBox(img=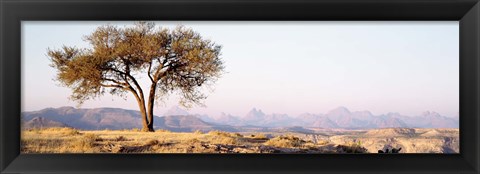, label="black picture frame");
[1,0,479,174]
